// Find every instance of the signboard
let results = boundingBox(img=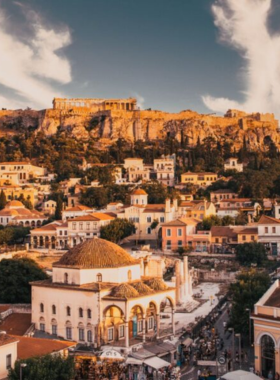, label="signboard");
[218,356,226,365]
[100,349,124,360]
